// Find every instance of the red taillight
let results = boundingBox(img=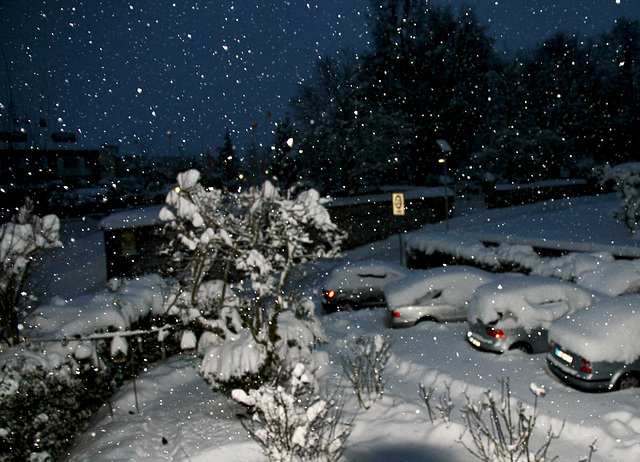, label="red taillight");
[326,290,335,299]
[392,311,401,318]
[485,327,506,339]
[579,359,592,374]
